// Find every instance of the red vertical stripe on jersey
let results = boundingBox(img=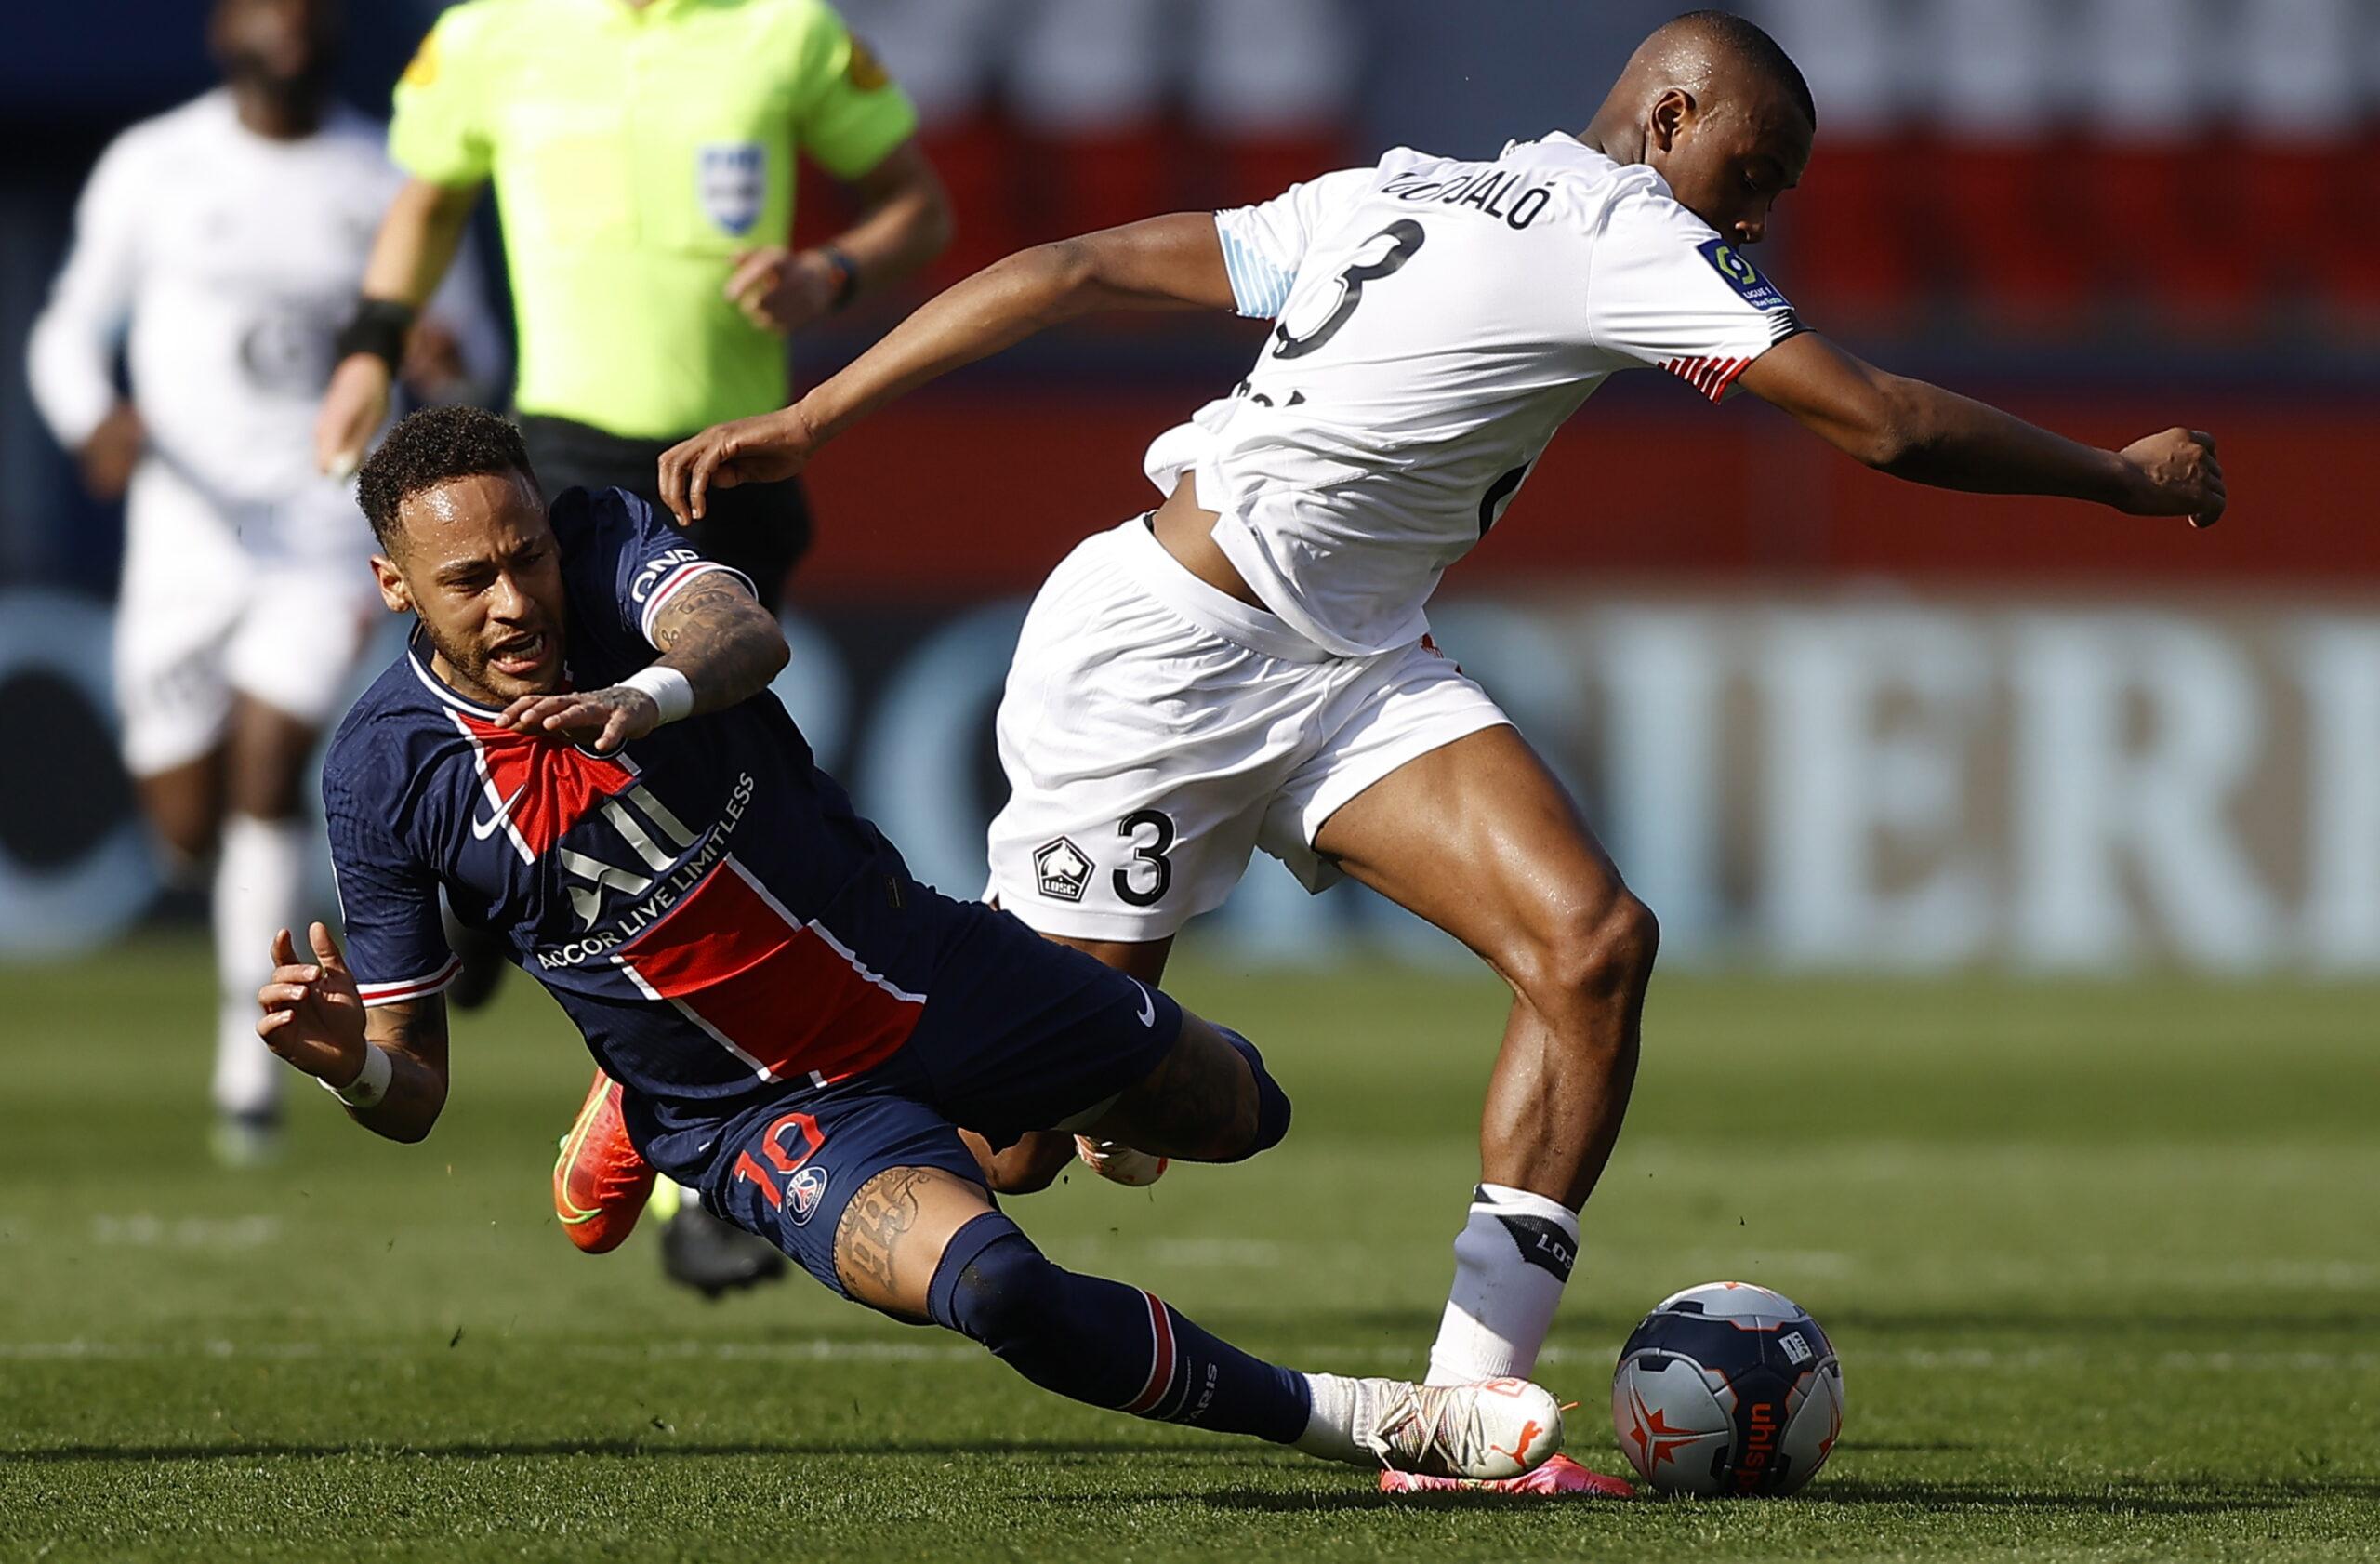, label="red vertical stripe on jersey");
[618,857,919,1083]
[454,712,637,860]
